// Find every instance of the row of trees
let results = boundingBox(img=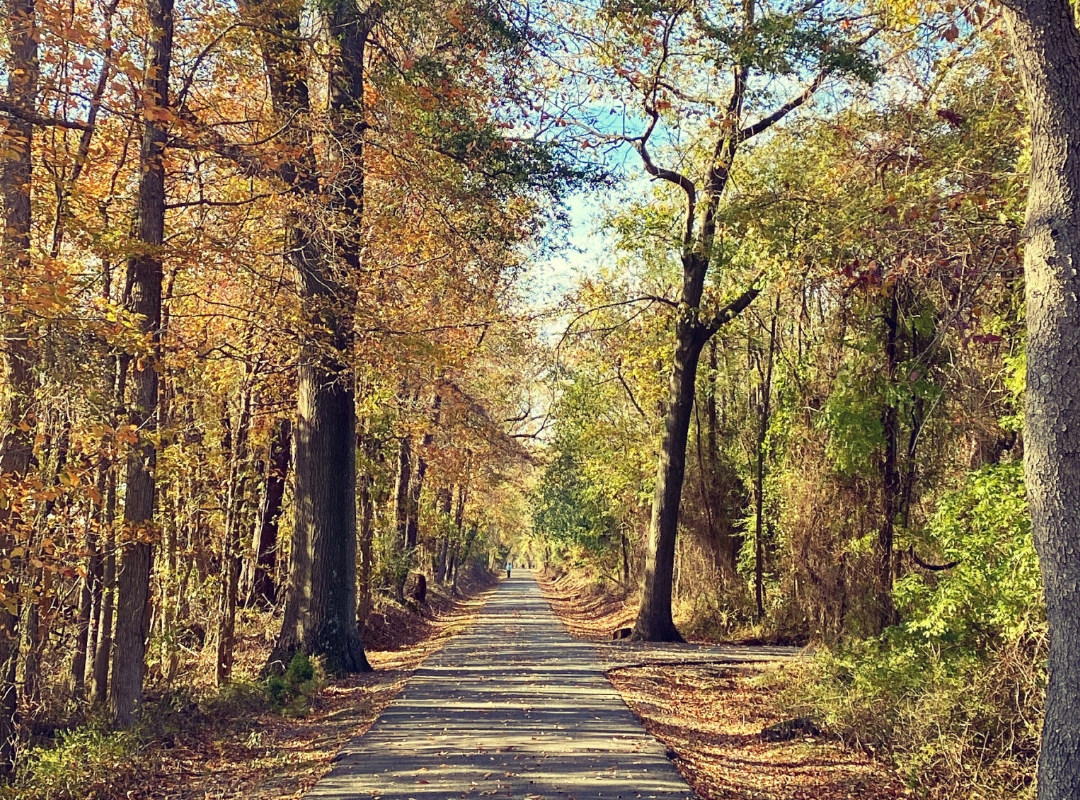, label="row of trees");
[530,0,1080,796]
[0,0,561,780]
